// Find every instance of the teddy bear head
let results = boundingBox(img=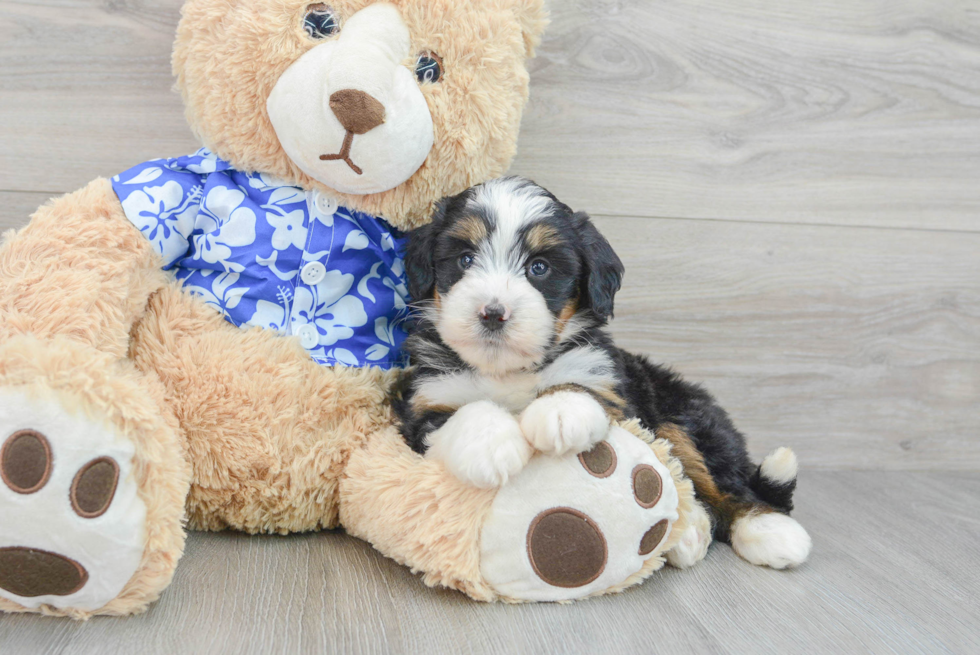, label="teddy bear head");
[173,0,548,230]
